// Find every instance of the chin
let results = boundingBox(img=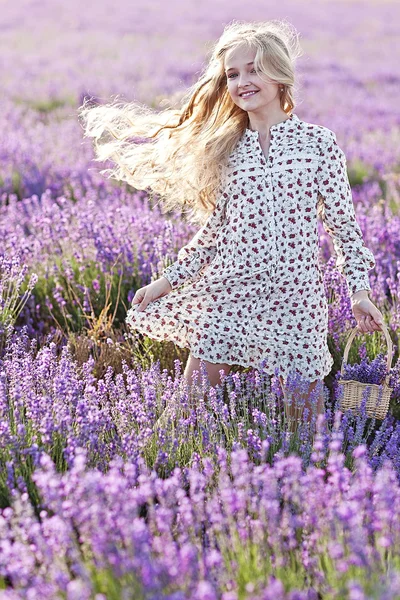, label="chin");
[237,99,261,107]
[241,102,264,111]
